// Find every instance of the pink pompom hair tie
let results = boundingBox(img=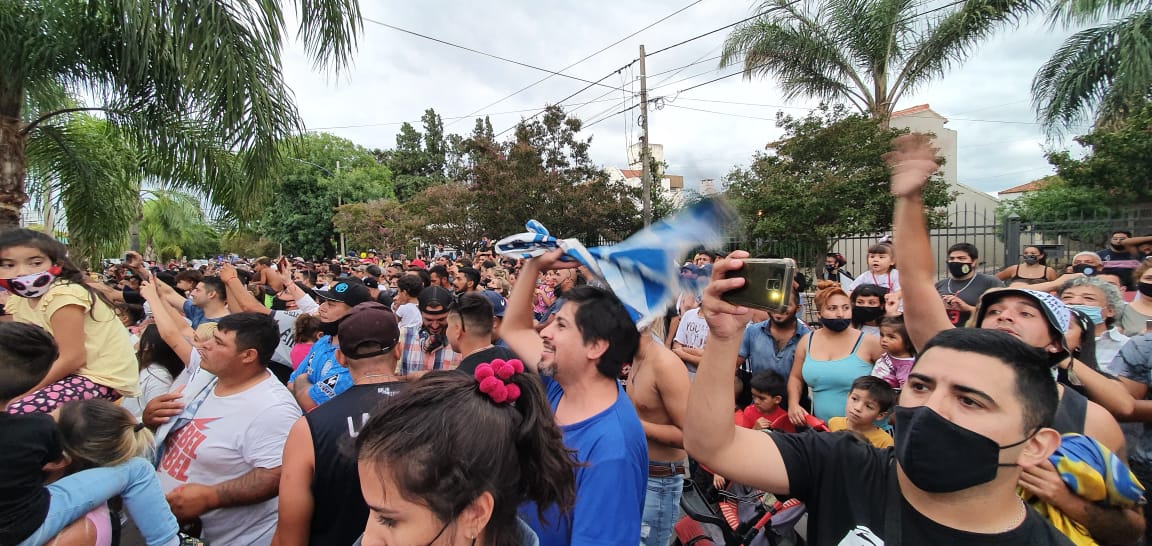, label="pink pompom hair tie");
[474,358,525,404]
